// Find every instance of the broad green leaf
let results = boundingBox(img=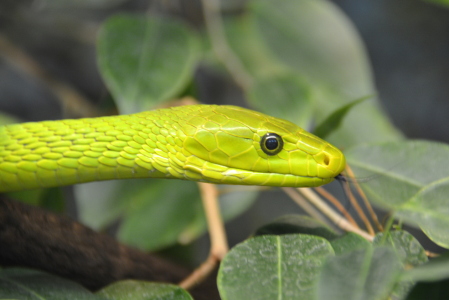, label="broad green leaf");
[249,0,402,146]
[218,234,334,300]
[345,140,449,208]
[76,180,258,251]
[397,179,449,248]
[401,252,449,283]
[247,74,313,128]
[317,247,402,300]
[97,14,199,114]
[223,15,288,80]
[116,179,201,250]
[218,185,259,221]
[254,214,339,240]
[179,185,259,243]
[313,96,369,139]
[97,280,193,300]
[373,231,428,298]
[0,268,105,300]
[76,178,202,251]
[330,232,371,255]
[345,140,449,247]
[373,231,427,267]
[76,180,128,230]
[251,0,371,95]
[222,14,314,128]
